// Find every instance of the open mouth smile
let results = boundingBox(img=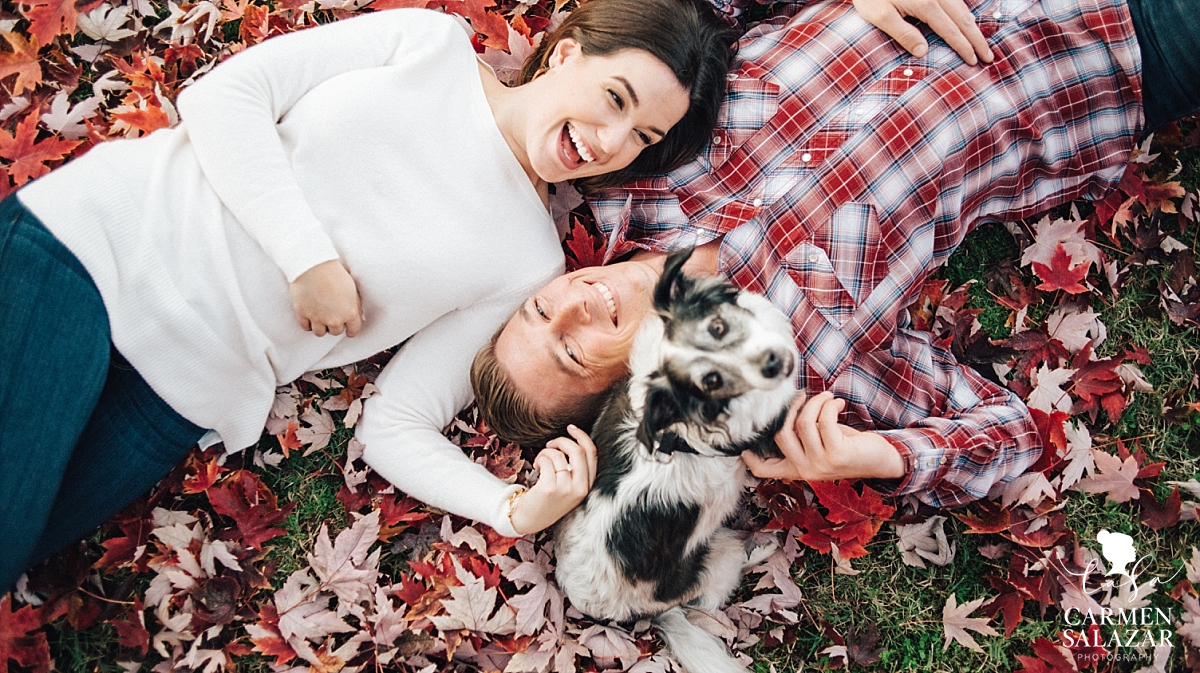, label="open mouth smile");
[559,122,596,169]
[591,281,618,326]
